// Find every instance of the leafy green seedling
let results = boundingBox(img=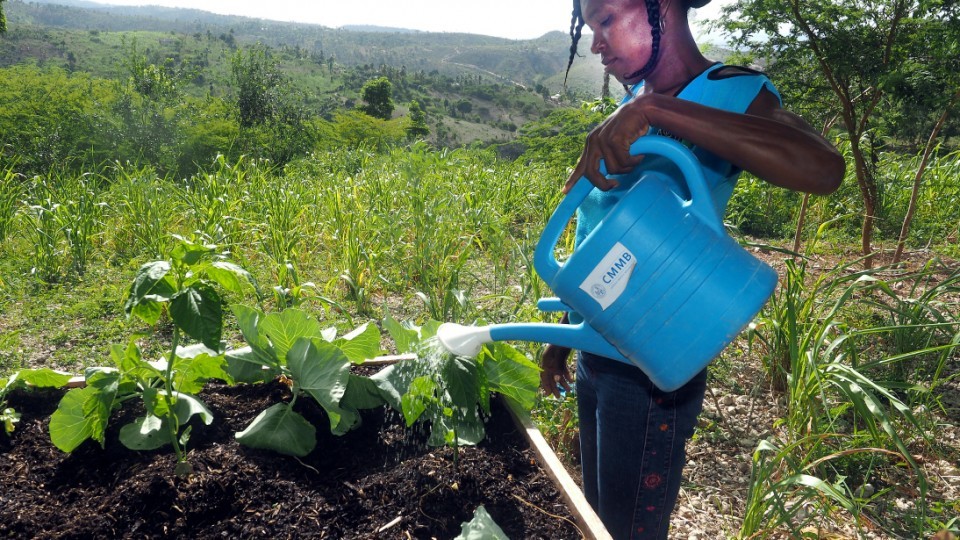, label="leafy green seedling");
[376,315,540,448]
[48,236,258,476]
[228,305,386,456]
